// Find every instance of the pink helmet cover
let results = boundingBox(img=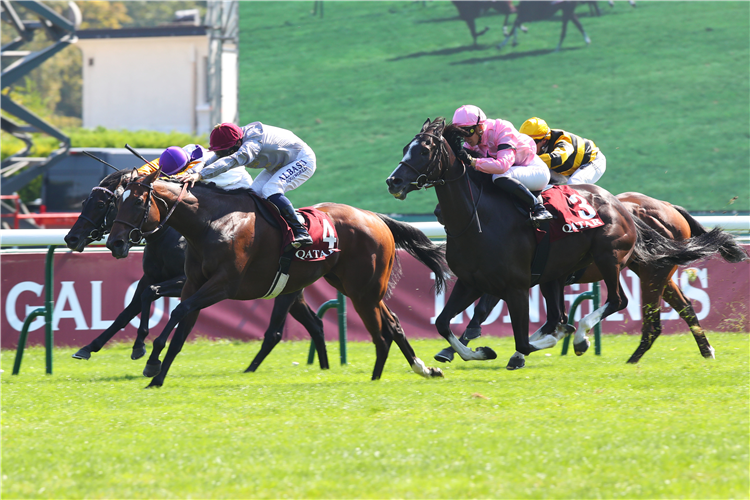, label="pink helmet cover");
[452,105,487,126]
